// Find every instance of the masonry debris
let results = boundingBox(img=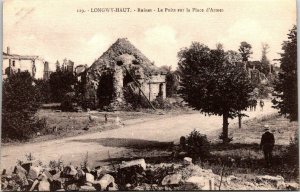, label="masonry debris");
[1,157,298,191]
